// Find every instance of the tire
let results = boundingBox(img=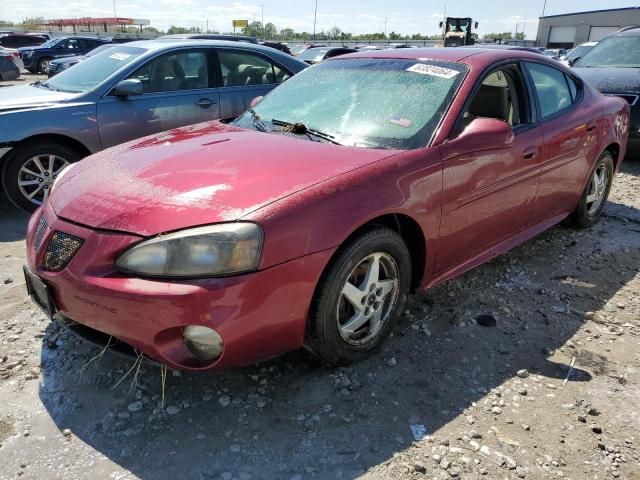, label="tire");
[569,151,614,229]
[37,57,52,74]
[305,227,412,366]
[2,142,81,213]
